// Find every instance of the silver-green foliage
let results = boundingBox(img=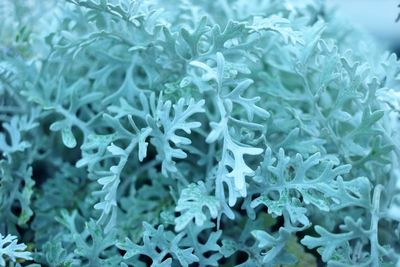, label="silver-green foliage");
[0,0,400,266]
